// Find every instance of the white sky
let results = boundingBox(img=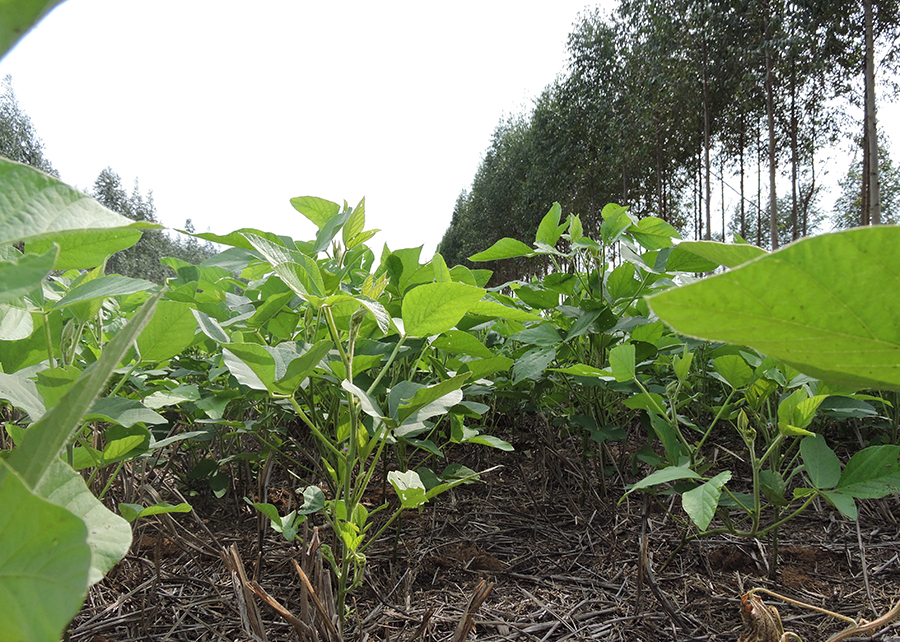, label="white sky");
[0,0,612,258]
